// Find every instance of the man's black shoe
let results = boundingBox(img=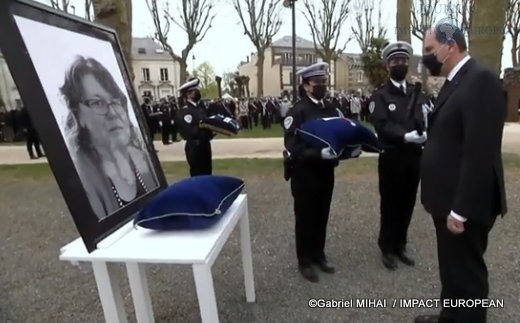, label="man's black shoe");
[397,251,415,266]
[298,265,319,283]
[316,260,335,274]
[382,253,398,270]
